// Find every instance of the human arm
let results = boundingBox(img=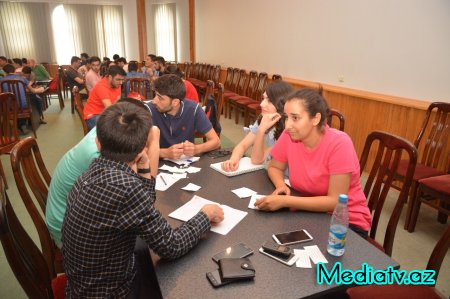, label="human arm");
[221,132,256,172]
[183,128,220,157]
[159,143,184,159]
[26,81,45,94]
[251,113,281,164]
[148,126,160,178]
